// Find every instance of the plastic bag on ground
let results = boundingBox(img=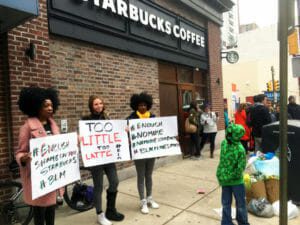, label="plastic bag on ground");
[253,157,279,177]
[272,200,299,220]
[247,198,274,218]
